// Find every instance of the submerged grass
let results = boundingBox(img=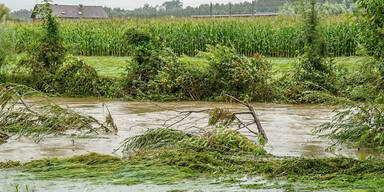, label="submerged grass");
[2,128,384,190]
